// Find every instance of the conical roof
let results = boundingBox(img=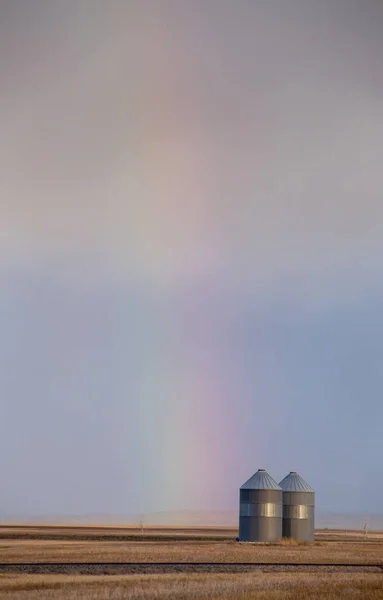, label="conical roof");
[279,472,314,492]
[241,469,282,490]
